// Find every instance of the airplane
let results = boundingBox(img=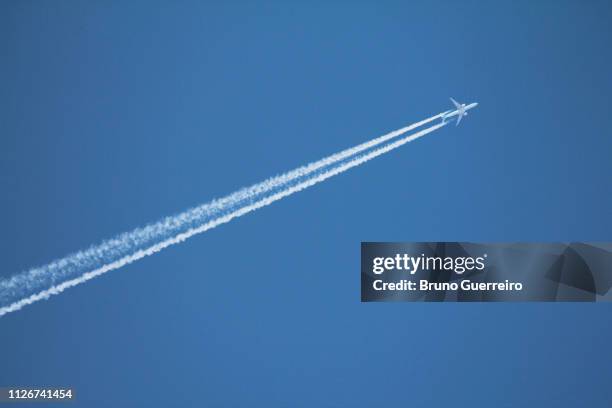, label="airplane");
[441,97,478,126]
